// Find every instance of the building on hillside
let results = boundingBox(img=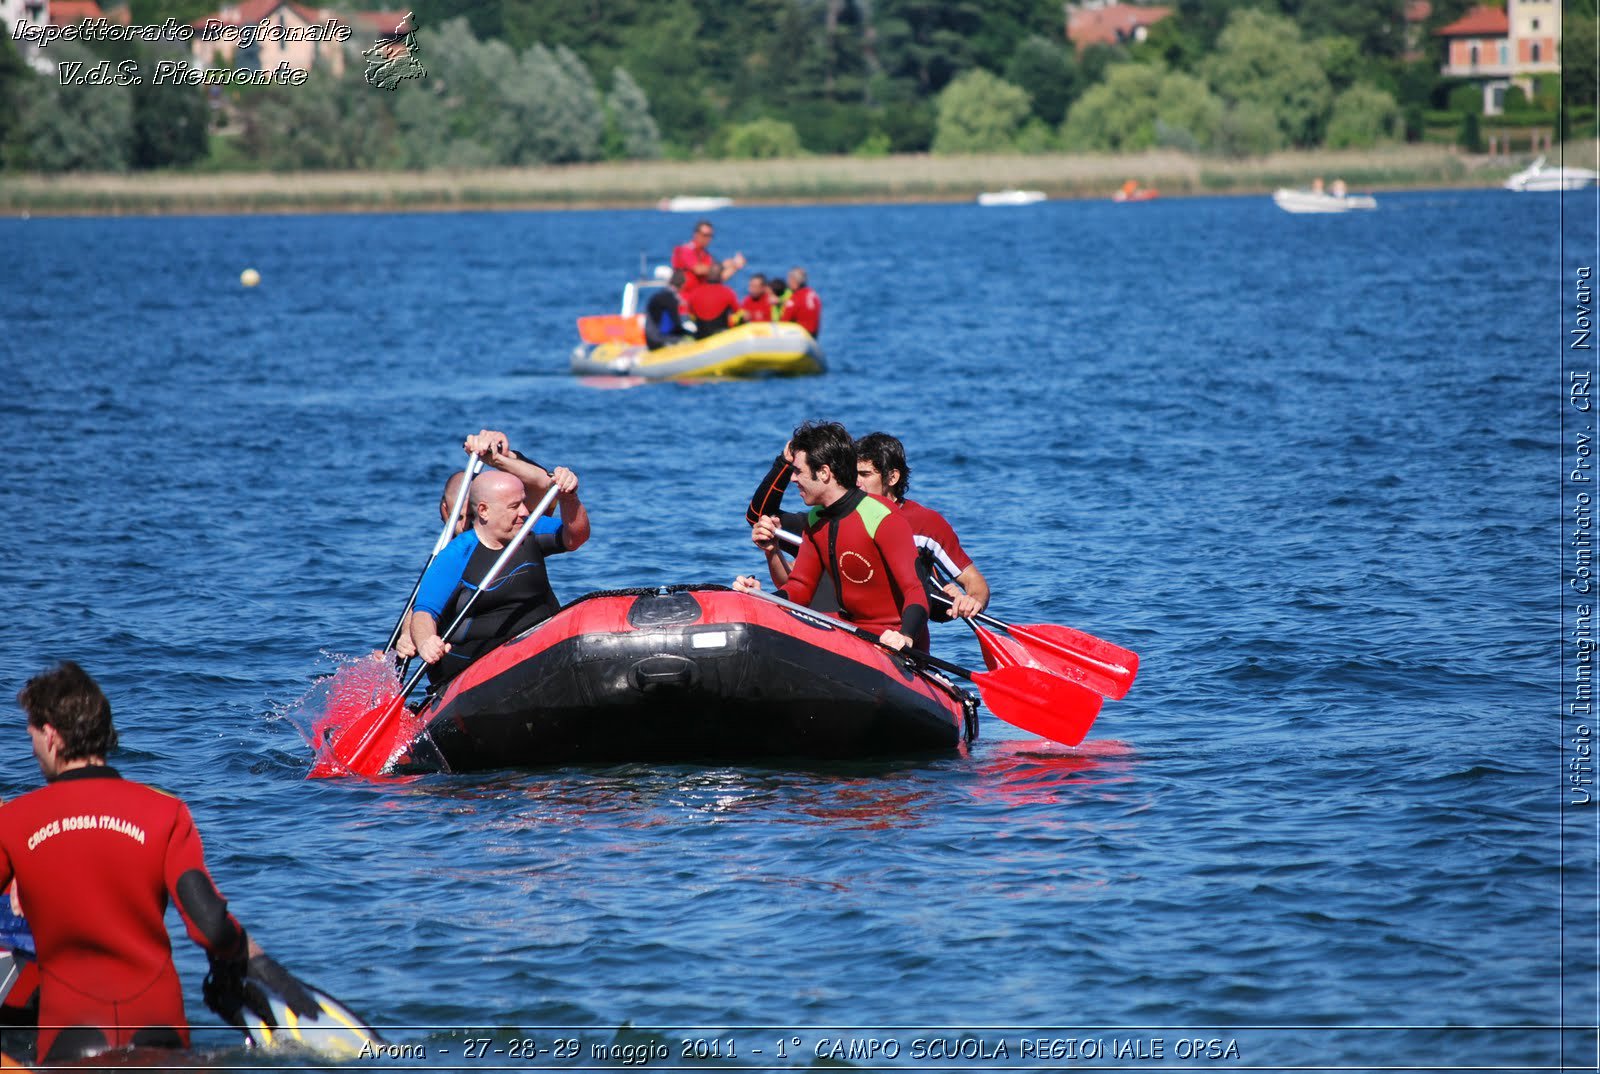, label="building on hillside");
[189,0,409,77]
[1435,0,1561,114]
[1065,1,1171,53]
